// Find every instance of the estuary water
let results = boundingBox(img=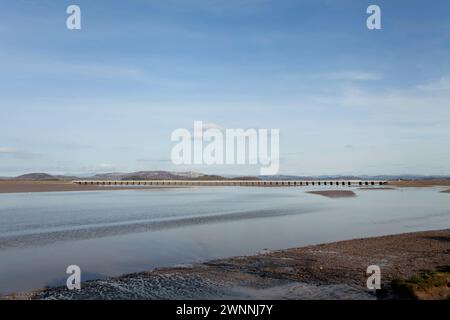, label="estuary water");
[0,186,449,294]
